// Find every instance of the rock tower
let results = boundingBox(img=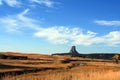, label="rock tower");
[69,46,80,56]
